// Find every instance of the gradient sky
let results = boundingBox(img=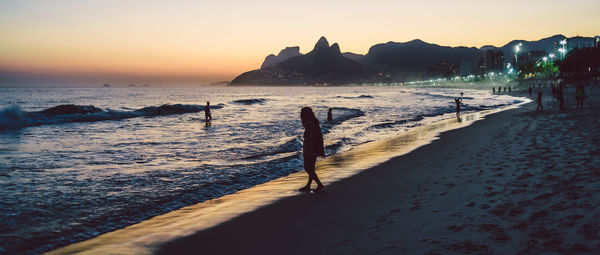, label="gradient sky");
[1,0,598,85]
